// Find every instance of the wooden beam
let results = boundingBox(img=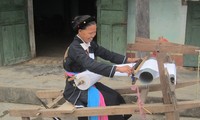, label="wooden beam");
[46,95,66,108]
[135,0,150,57]
[136,1,149,38]
[53,101,75,113]
[157,53,179,120]
[27,0,36,57]
[140,87,149,103]
[9,100,200,118]
[115,79,200,94]
[177,100,200,110]
[35,79,200,98]
[36,90,63,99]
[165,68,180,119]
[127,37,200,54]
[9,107,40,117]
[9,104,172,117]
[157,54,171,102]
[135,37,199,48]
